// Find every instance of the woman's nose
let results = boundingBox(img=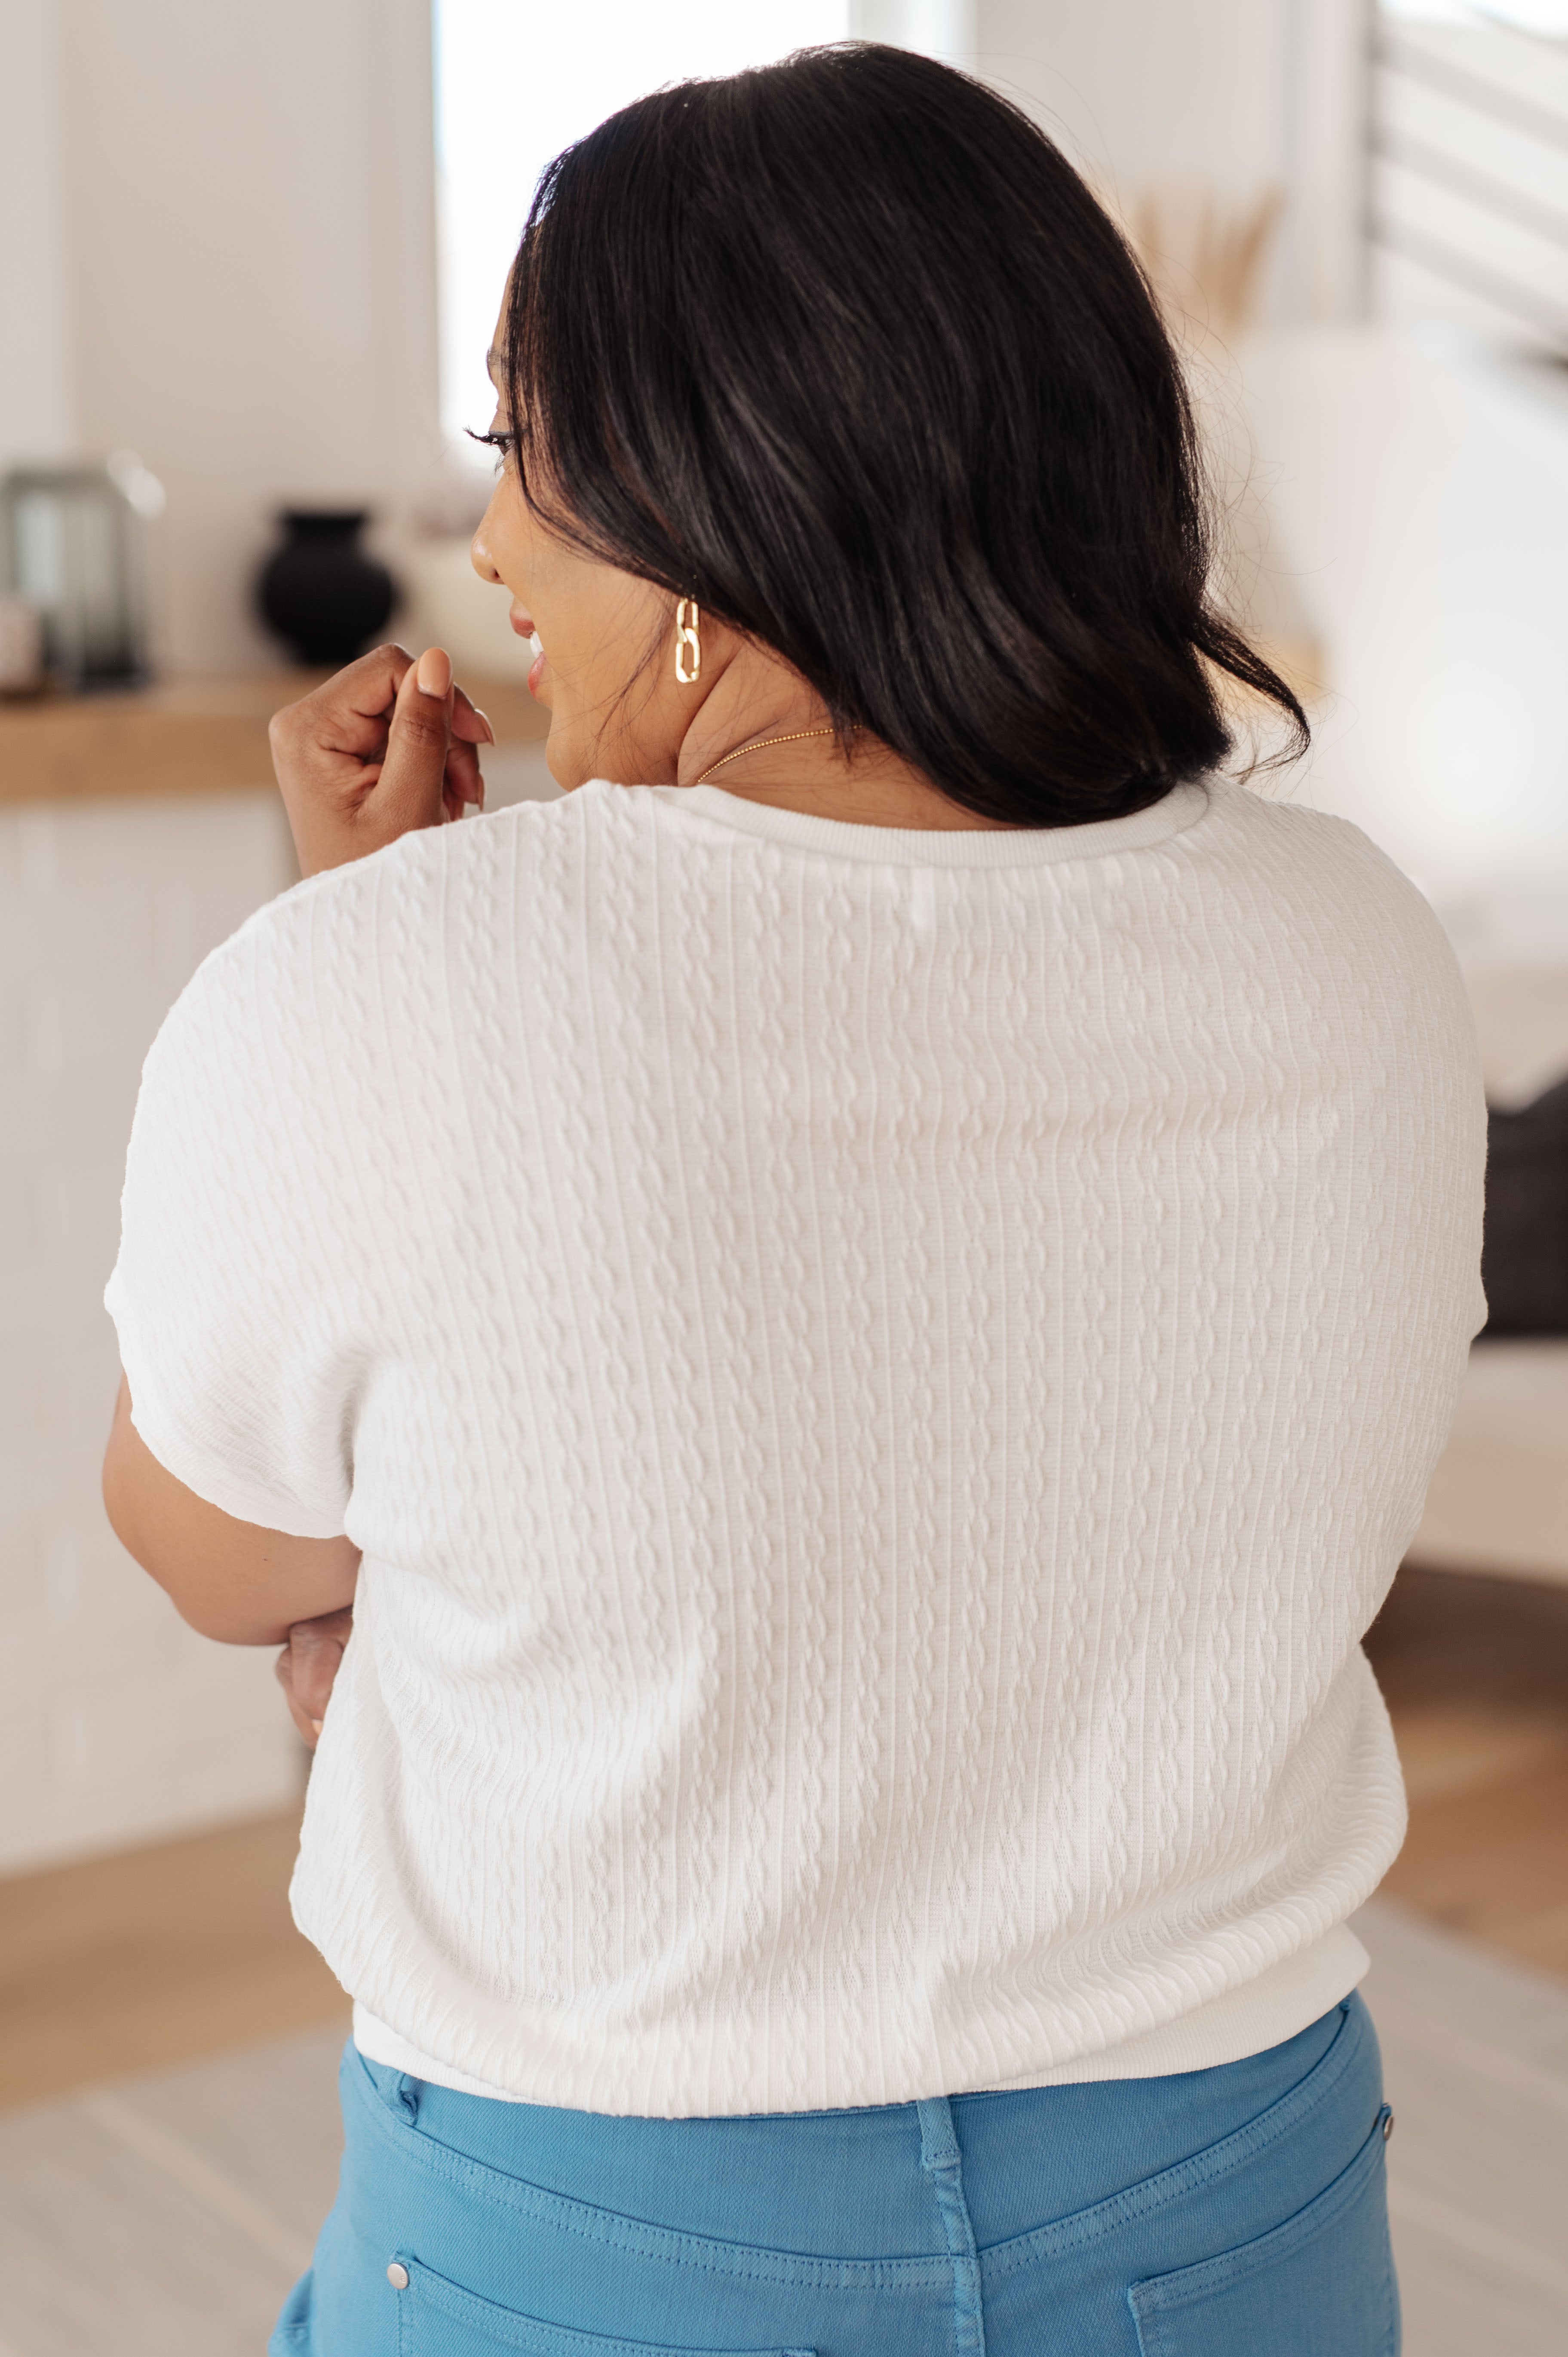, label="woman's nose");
[470,521,503,585]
